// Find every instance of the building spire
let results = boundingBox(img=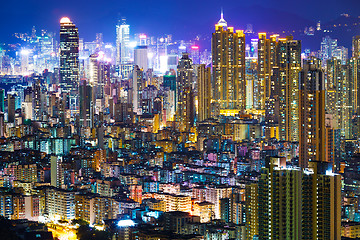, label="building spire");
[217,8,227,28]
